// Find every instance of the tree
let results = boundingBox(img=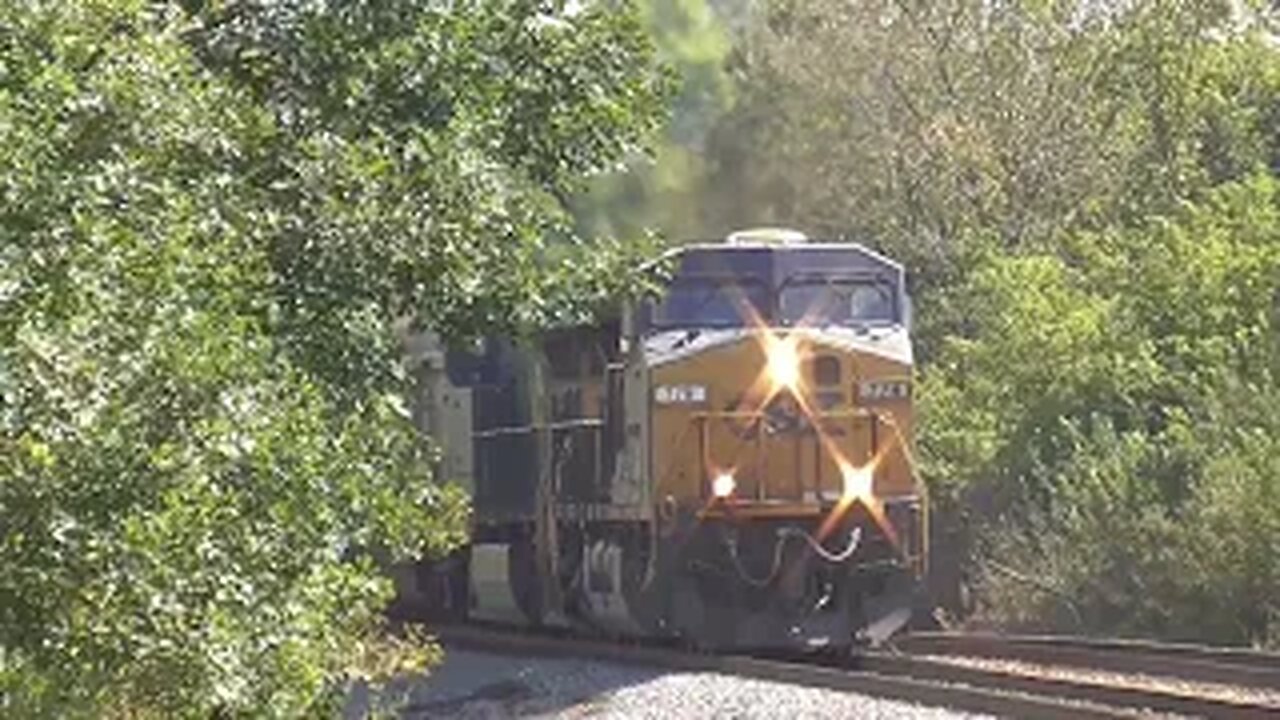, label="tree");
[572,0,739,240]
[0,1,669,716]
[702,0,1279,288]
